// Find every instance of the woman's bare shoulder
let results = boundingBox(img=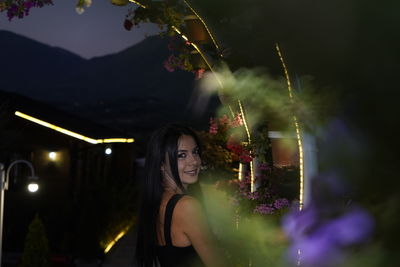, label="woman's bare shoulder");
[175,195,202,213]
